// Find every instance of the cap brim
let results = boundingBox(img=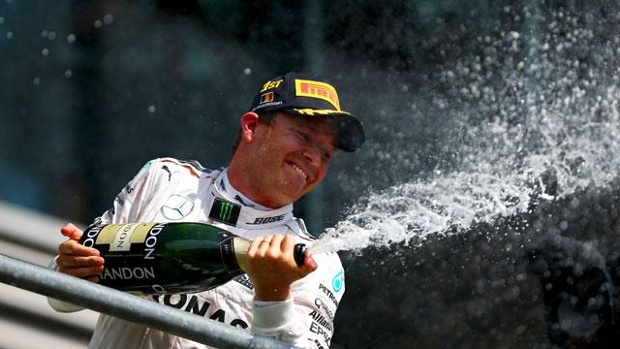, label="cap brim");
[333,113,365,152]
[289,108,365,152]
